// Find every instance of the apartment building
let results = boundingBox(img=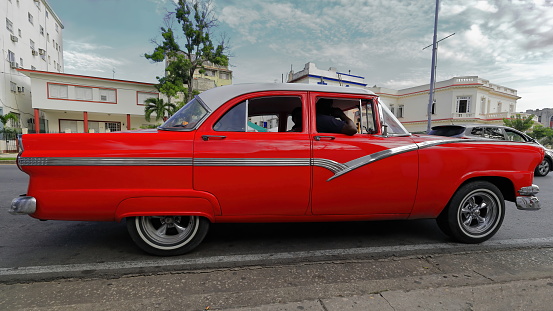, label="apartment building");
[1,0,63,130]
